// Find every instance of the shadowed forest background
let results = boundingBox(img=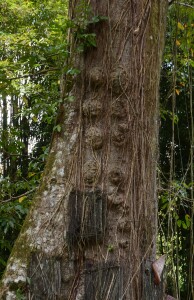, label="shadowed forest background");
[0,0,193,299]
